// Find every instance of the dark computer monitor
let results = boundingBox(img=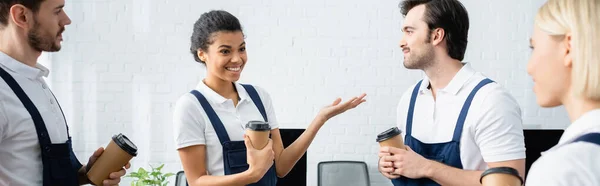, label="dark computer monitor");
[277,128,307,186]
[523,129,564,176]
